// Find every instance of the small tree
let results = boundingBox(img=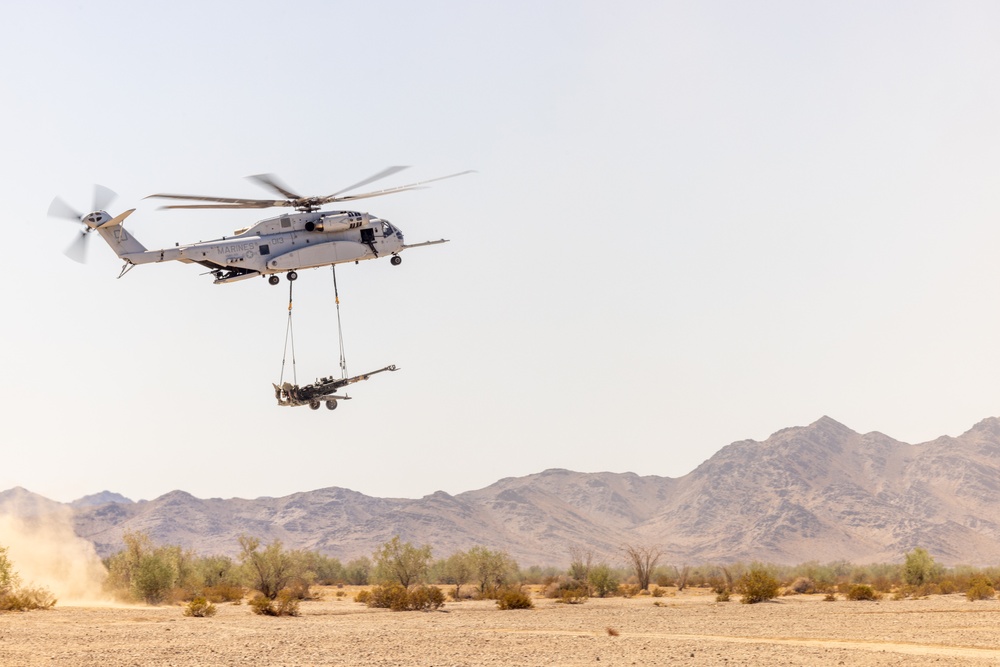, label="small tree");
[468,546,519,597]
[0,546,17,595]
[568,546,594,582]
[344,557,372,585]
[133,552,176,604]
[903,548,941,587]
[621,544,663,591]
[372,536,432,588]
[588,563,620,598]
[440,551,474,598]
[238,535,294,600]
